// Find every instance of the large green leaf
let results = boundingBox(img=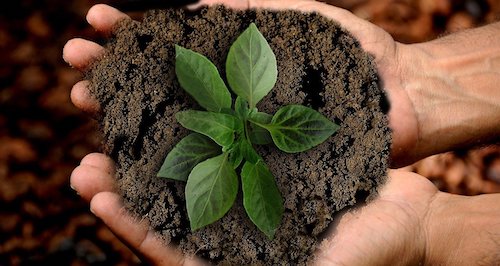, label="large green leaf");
[175,45,231,112]
[263,105,339,153]
[241,160,283,239]
[186,153,238,231]
[157,133,220,181]
[248,111,273,145]
[226,23,277,108]
[176,110,242,148]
